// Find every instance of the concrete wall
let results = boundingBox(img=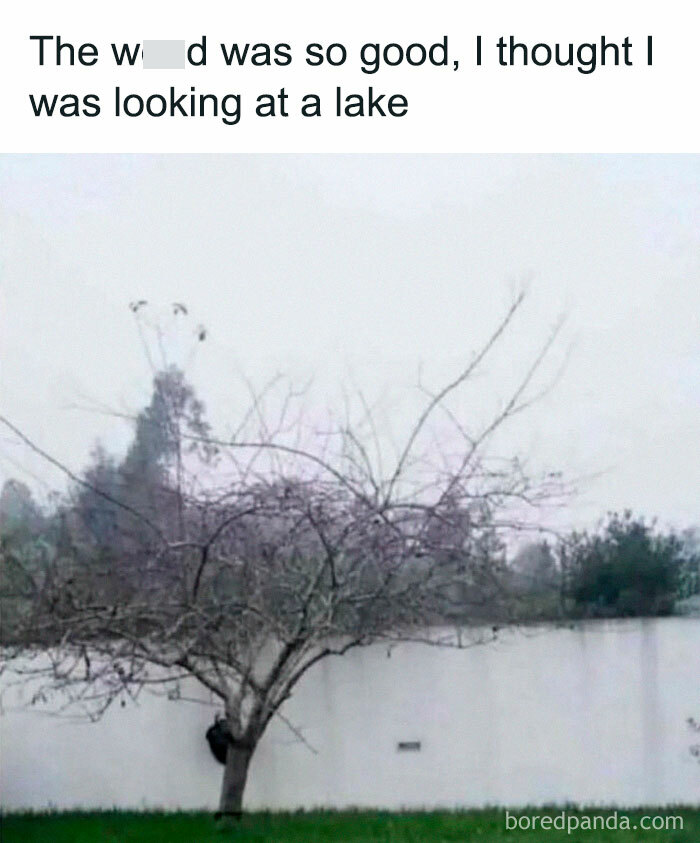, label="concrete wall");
[1,618,699,810]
